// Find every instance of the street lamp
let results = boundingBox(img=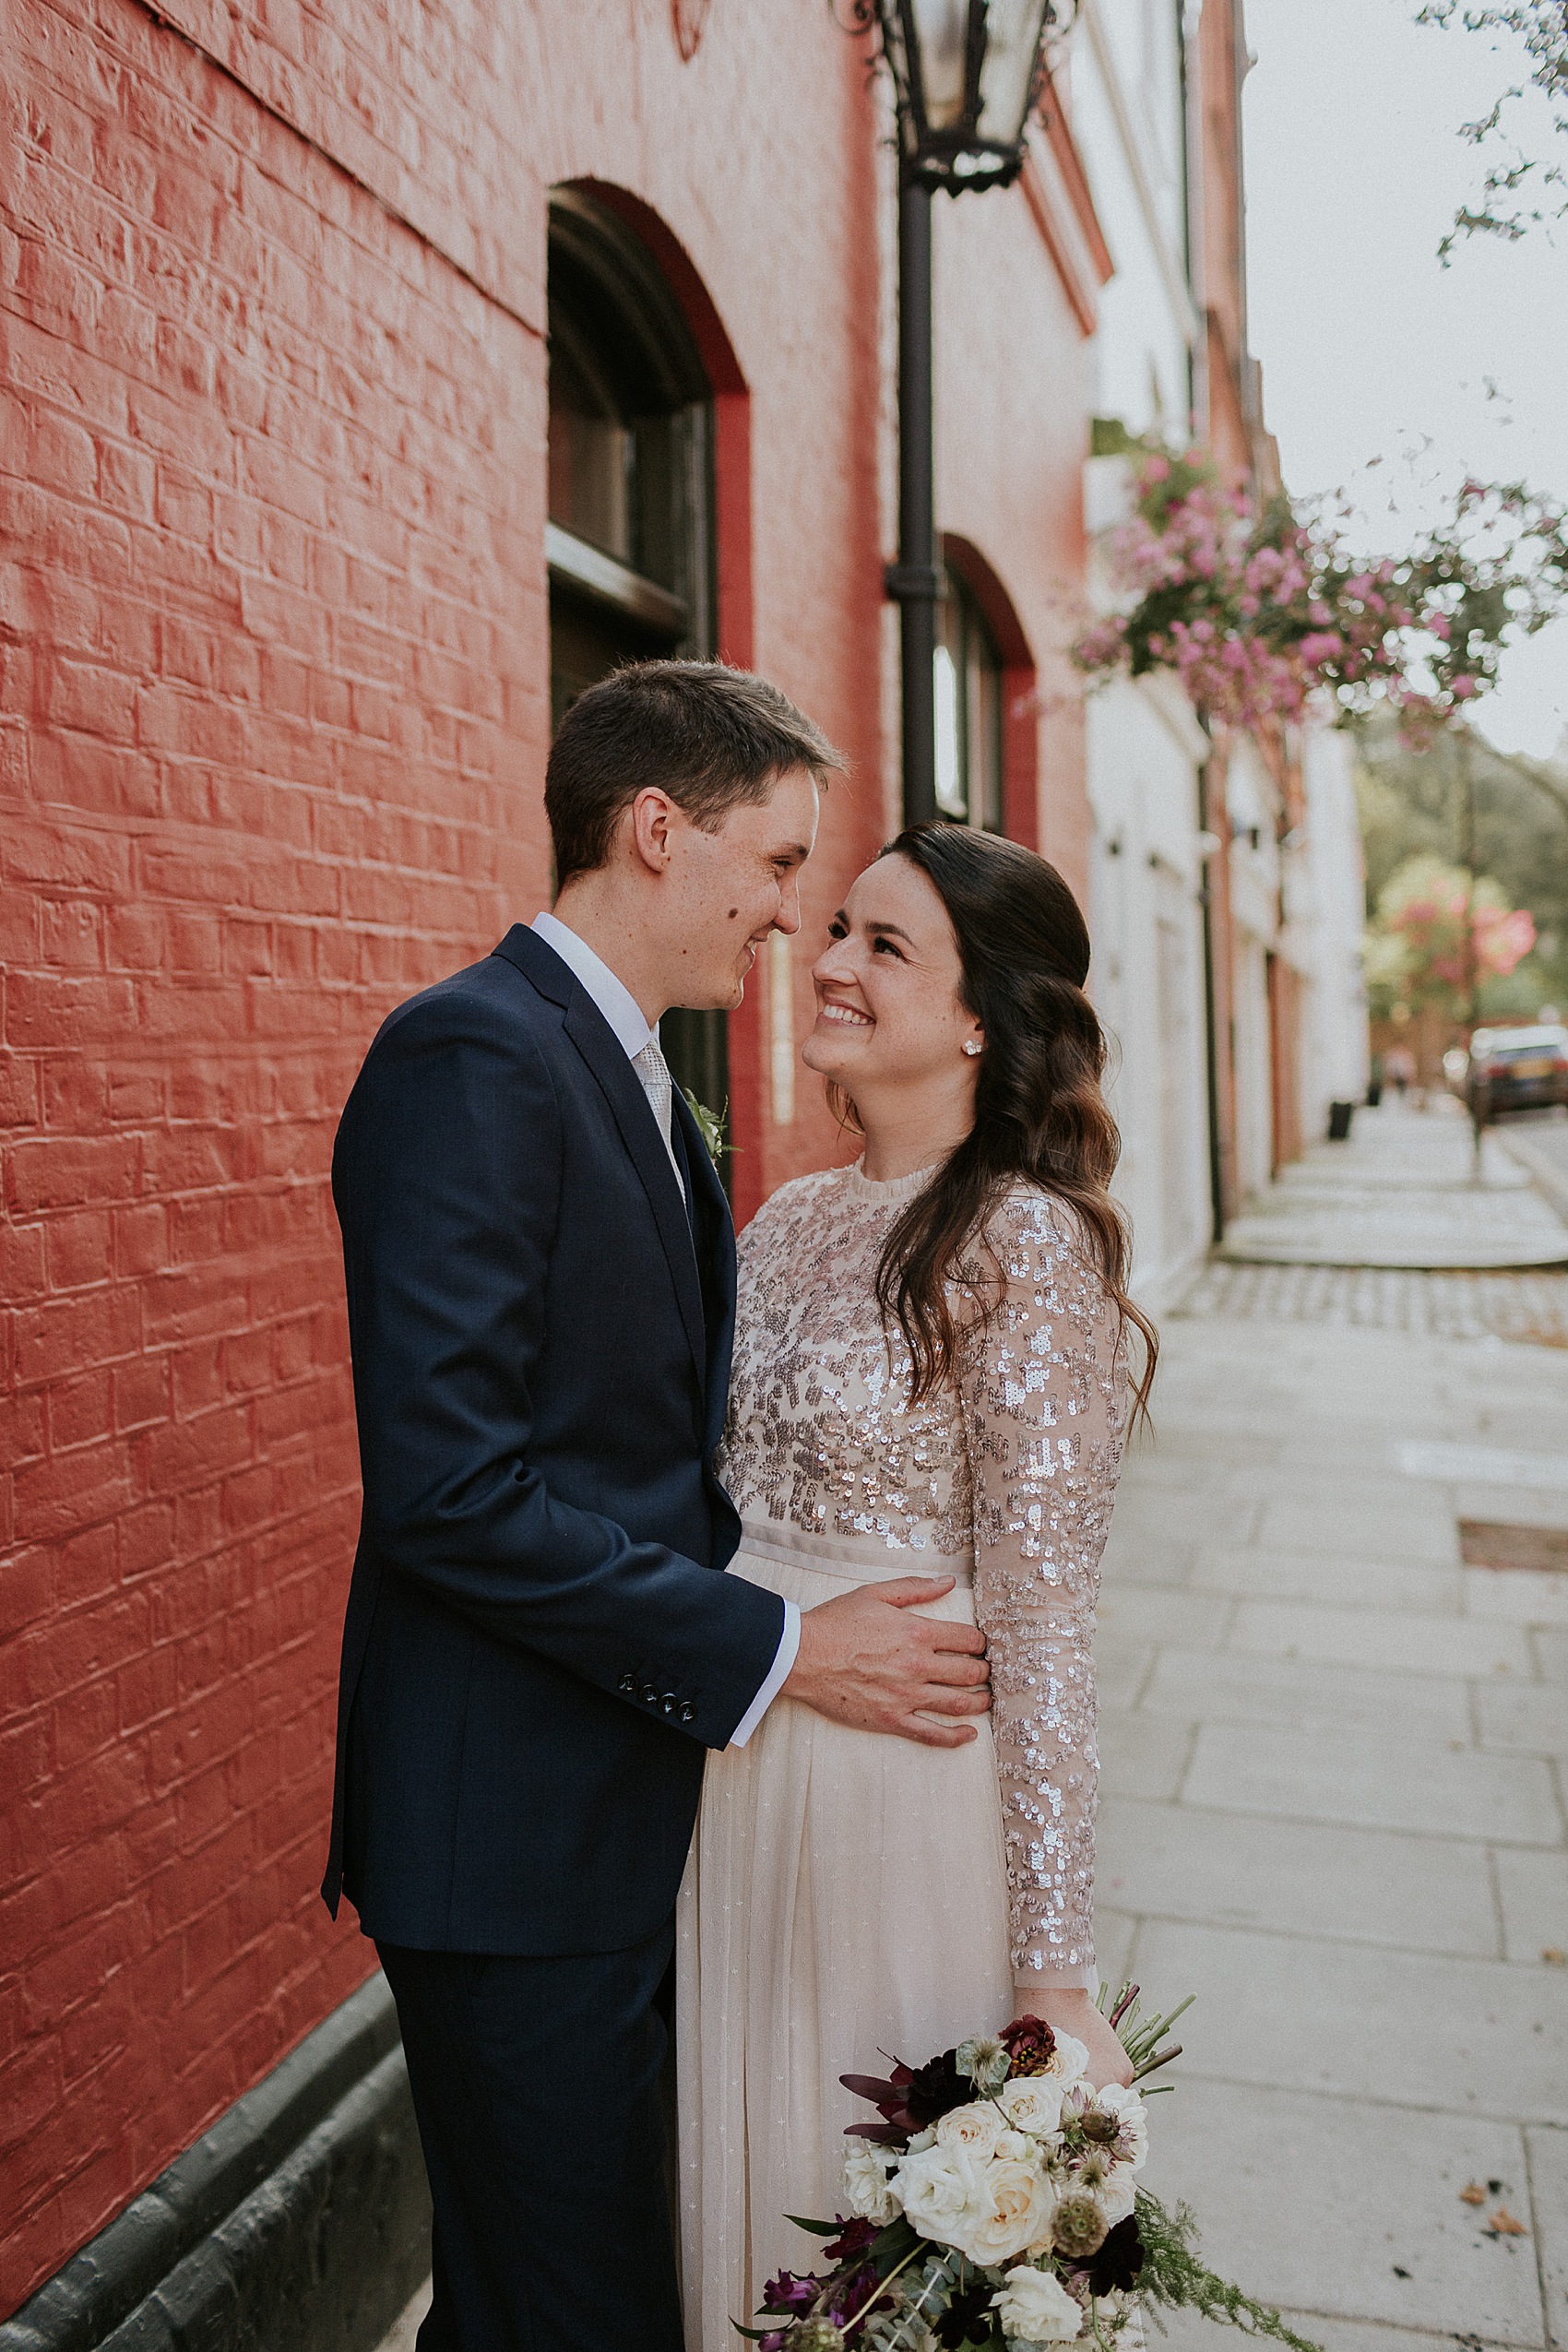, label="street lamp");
[863,1,1064,822]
